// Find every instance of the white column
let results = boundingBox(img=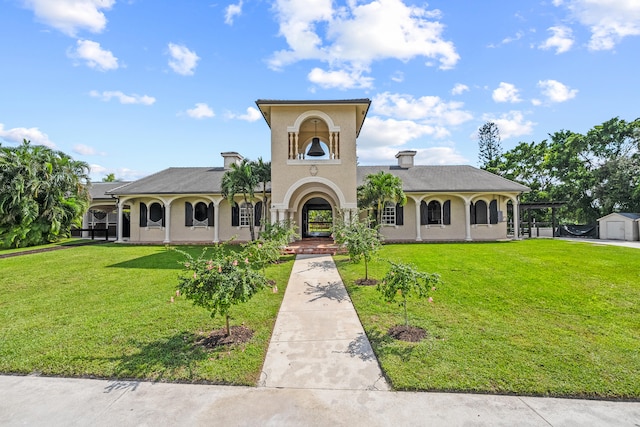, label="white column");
[213,201,220,243]
[116,201,124,242]
[513,198,521,240]
[163,201,172,243]
[415,200,422,241]
[82,211,90,238]
[294,133,299,159]
[464,200,472,241]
